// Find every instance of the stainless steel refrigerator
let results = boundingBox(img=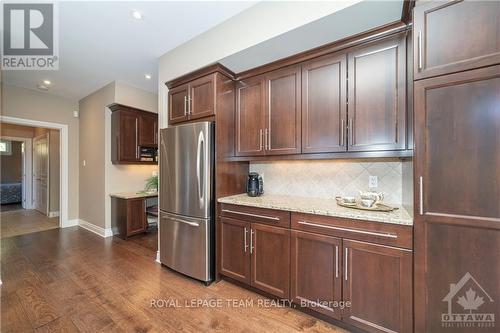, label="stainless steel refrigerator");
[159,122,214,283]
